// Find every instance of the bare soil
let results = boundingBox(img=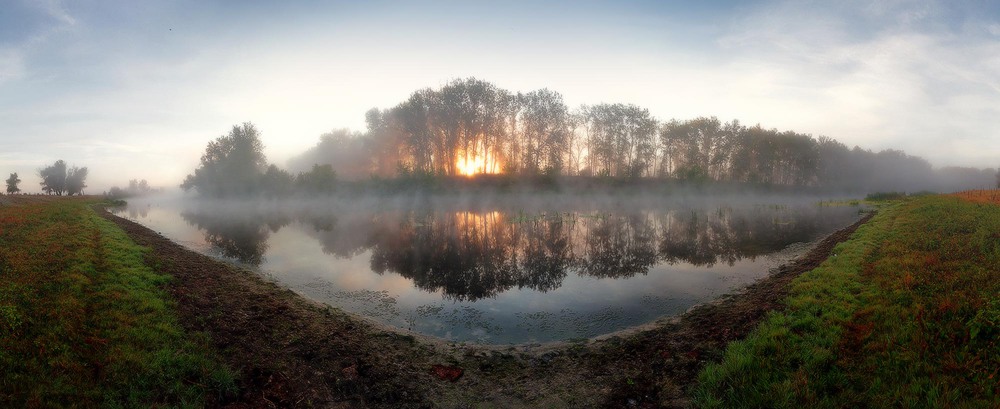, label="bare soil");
[98,207,873,408]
